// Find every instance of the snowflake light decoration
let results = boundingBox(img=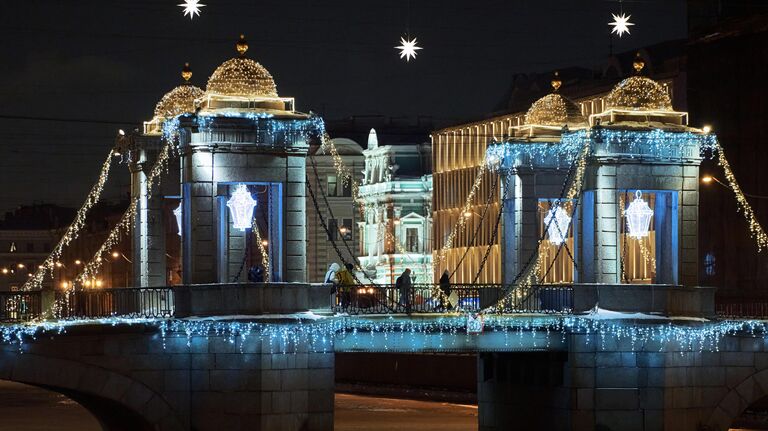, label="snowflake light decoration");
[395,36,422,62]
[544,205,571,245]
[178,0,205,20]
[609,13,634,37]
